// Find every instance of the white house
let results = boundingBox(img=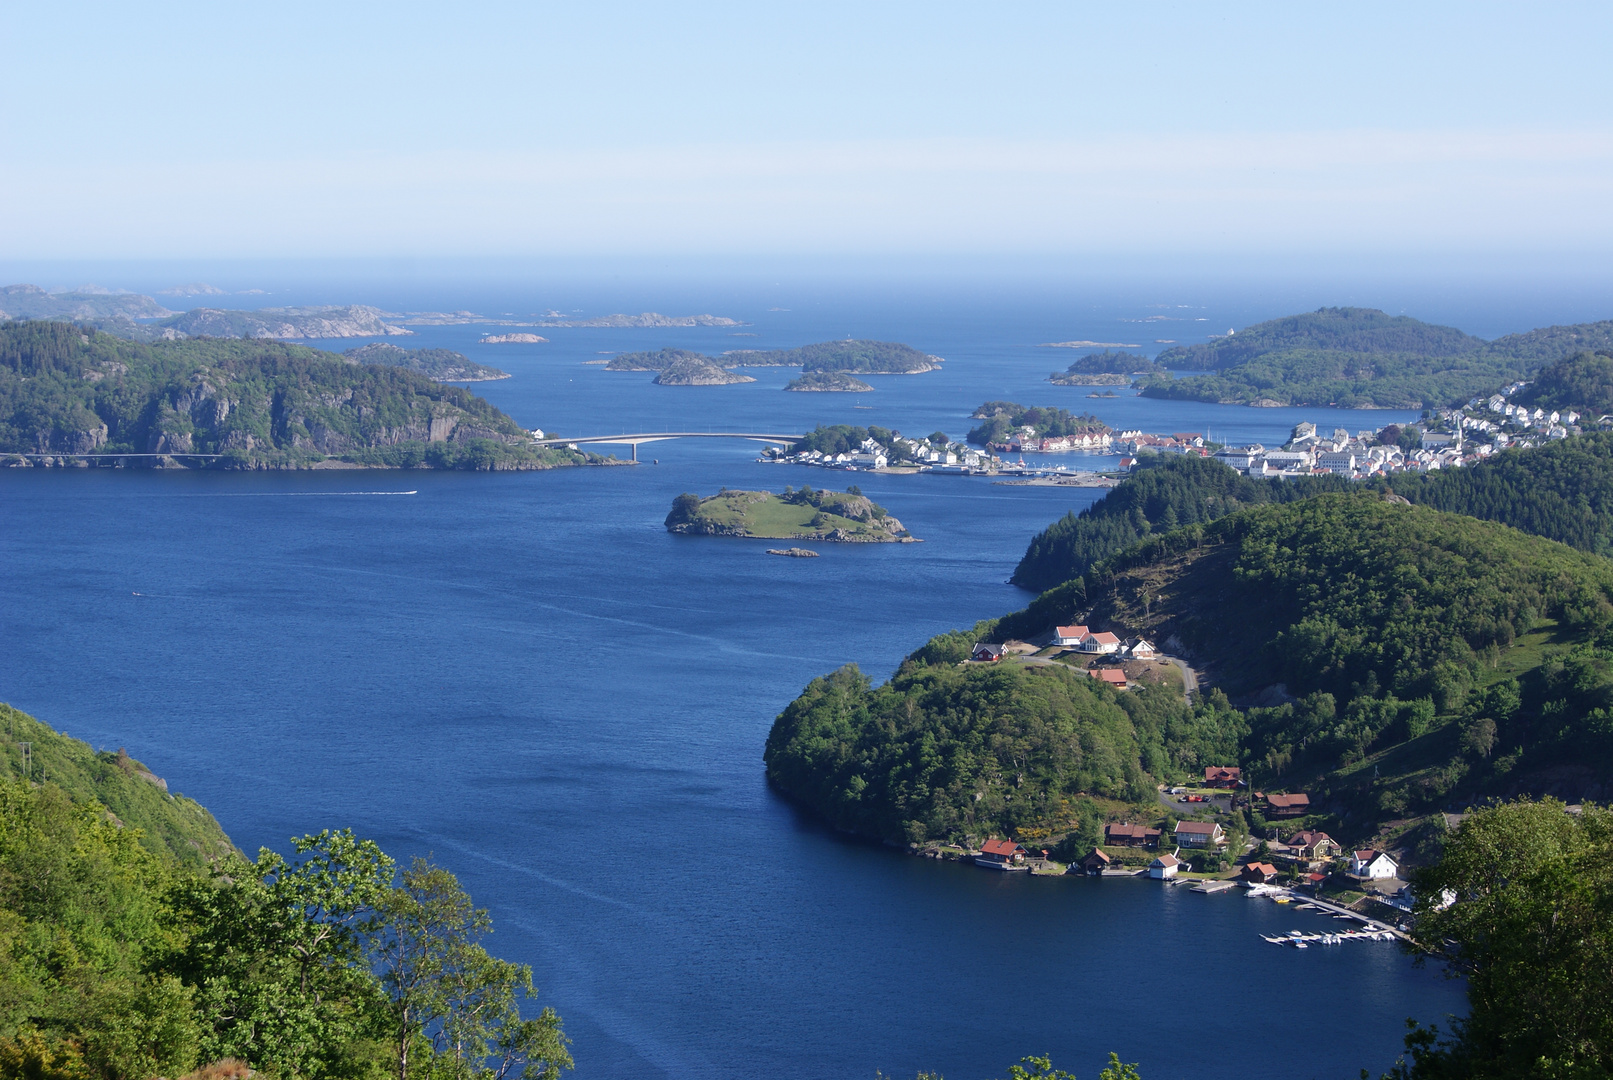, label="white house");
[1149,853,1180,880]
[1079,631,1122,655]
[1053,625,1090,648]
[1126,638,1157,659]
[1317,451,1358,475]
[1174,821,1225,848]
[1350,849,1399,880]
